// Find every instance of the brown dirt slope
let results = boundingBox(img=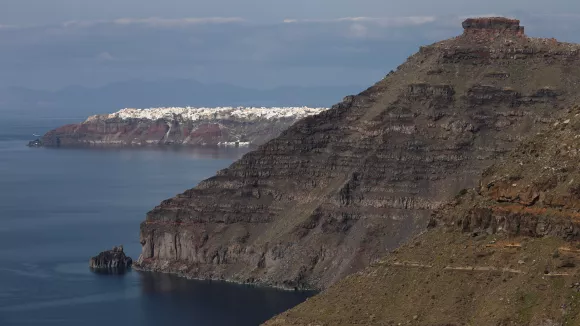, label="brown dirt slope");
[265,105,580,325]
[136,17,580,290]
[267,230,580,326]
